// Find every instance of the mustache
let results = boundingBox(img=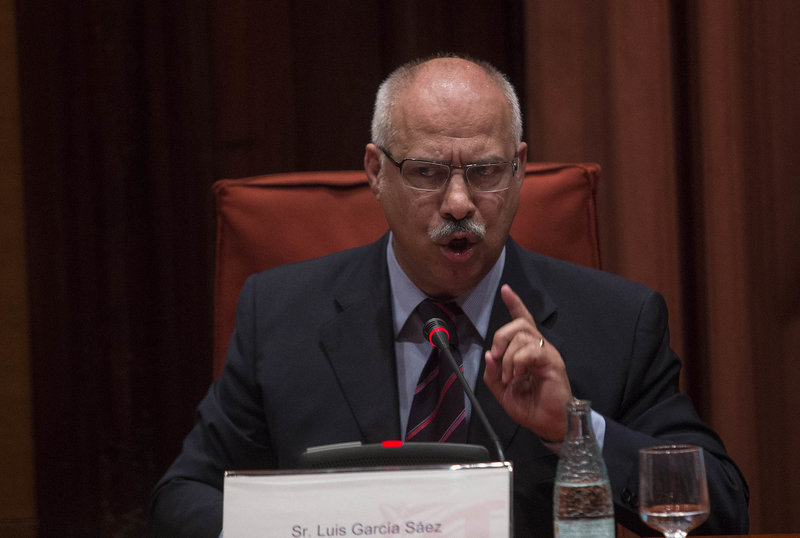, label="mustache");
[429,218,487,242]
